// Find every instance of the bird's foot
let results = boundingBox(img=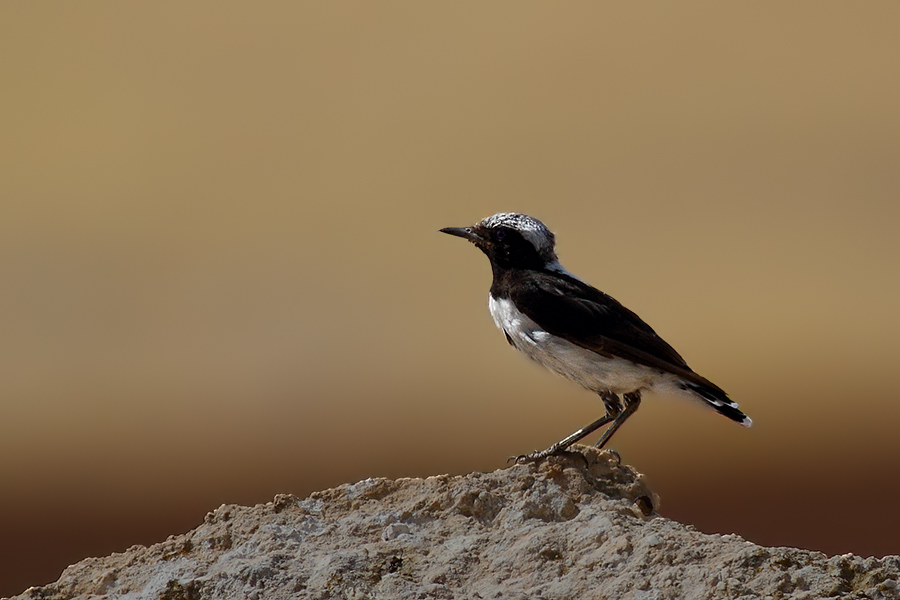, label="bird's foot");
[509,443,586,466]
